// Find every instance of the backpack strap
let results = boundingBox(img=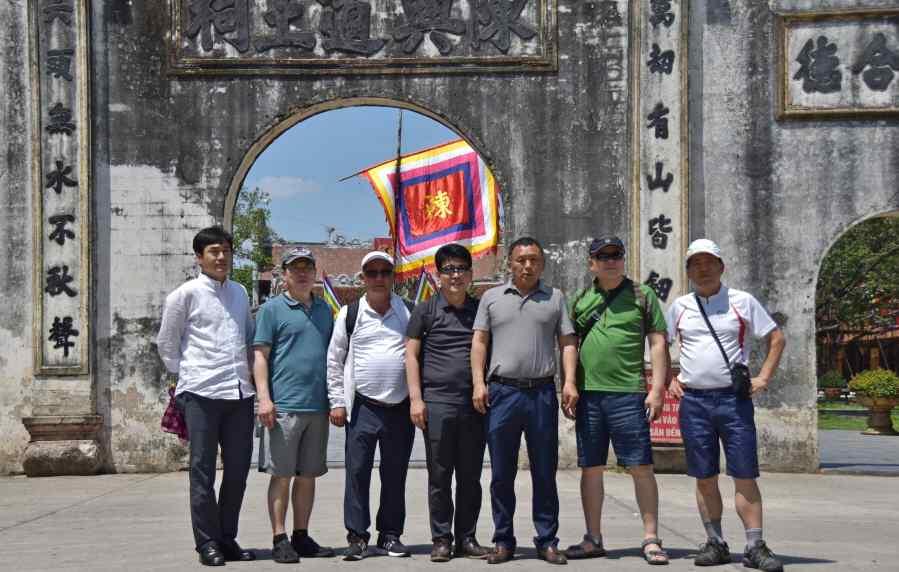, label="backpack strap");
[632,281,649,344]
[345,299,360,340]
[569,286,591,323]
[347,297,414,340]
